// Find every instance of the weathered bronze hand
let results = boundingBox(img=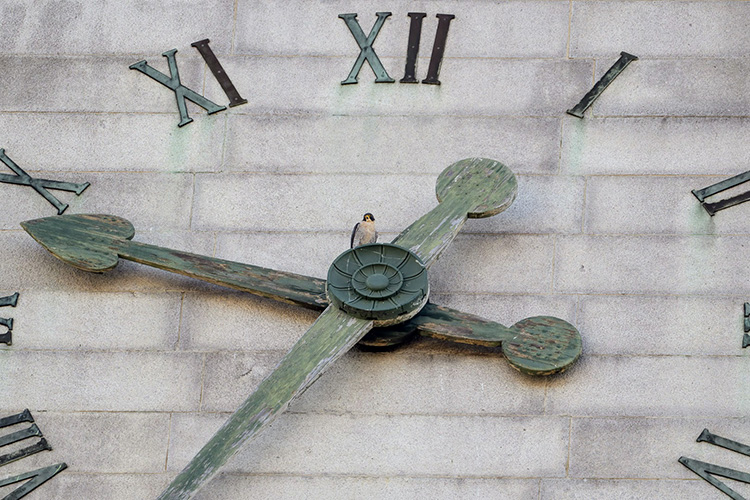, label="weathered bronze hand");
[22,158,580,499]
